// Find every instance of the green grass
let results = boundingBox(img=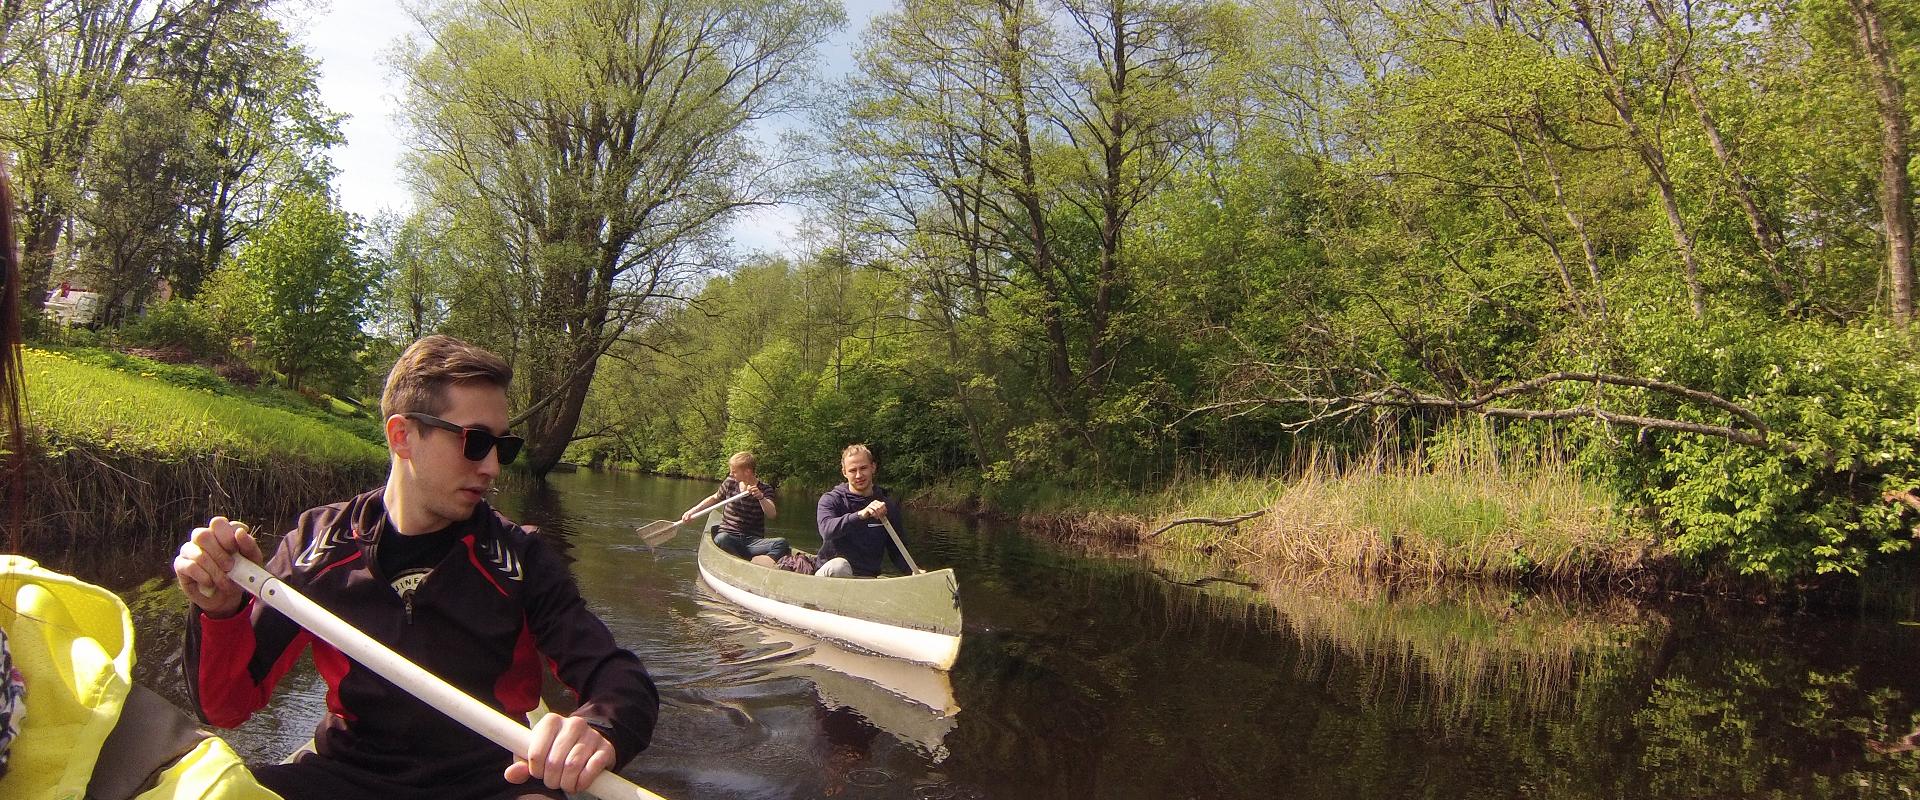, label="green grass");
[1333,463,1625,574]
[22,347,386,465]
[34,345,384,446]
